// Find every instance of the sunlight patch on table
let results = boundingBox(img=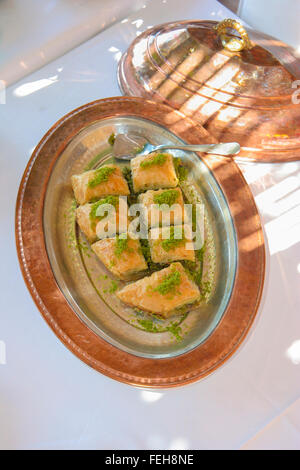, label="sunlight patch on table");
[242,163,273,185]
[140,390,164,403]
[0,341,6,365]
[286,340,300,365]
[14,75,58,97]
[255,175,300,212]
[265,205,300,255]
